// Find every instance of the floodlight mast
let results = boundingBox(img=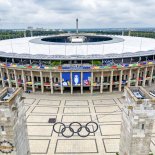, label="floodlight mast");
[76,18,79,34]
